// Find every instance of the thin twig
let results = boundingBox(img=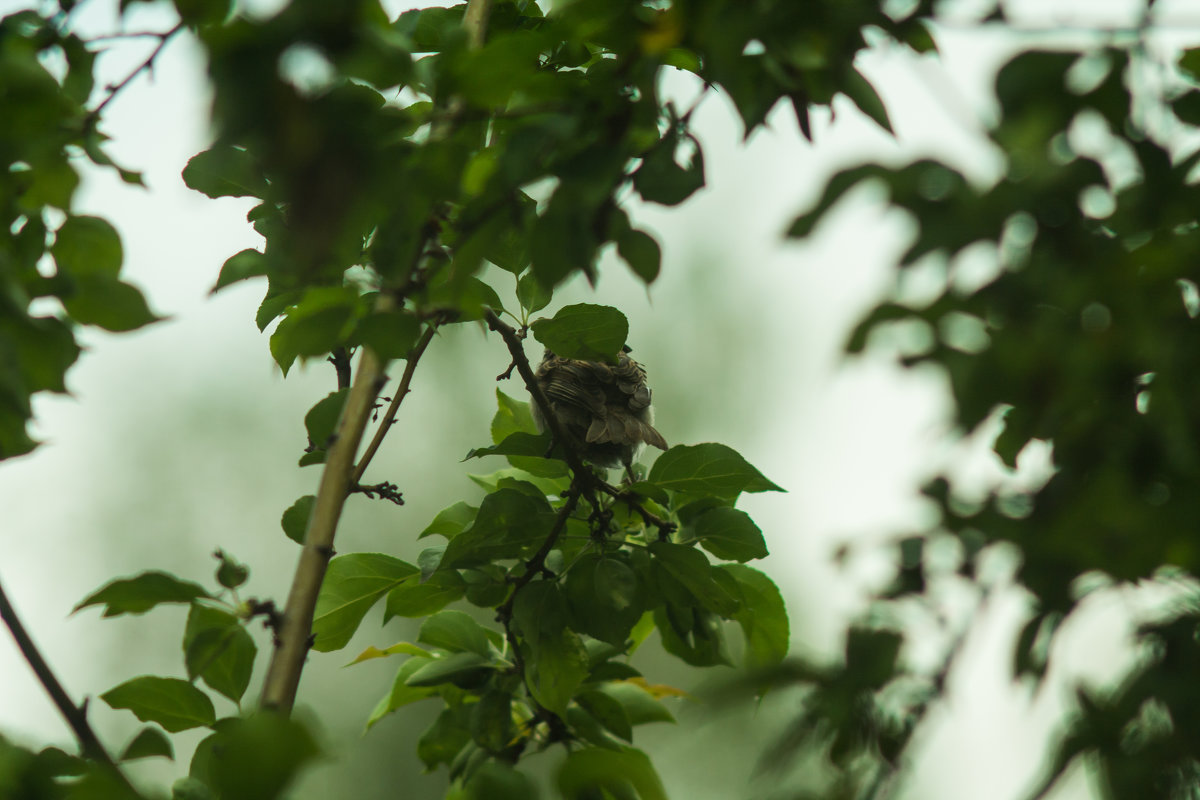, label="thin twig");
[352,324,438,484]
[0,578,140,794]
[89,22,185,118]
